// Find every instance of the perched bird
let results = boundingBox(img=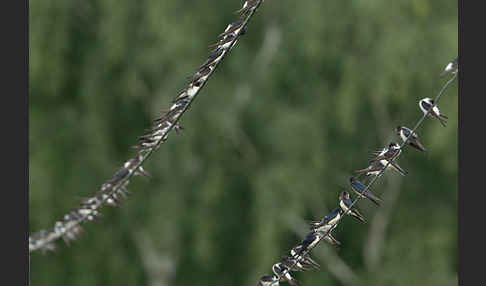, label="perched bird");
[300,231,322,251]
[200,47,224,69]
[338,191,366,223]
[208,34,236,50]
[349,176,383,206]
[440,56,458,76]
[355,160,386,177]
[188,66,211,87]
[280,256,316,271]
[372,142,401,161]
[108,168,130,185]
[272,263,298,286]
[308,207,342,234]
[289,246,320,268]
[396,126,426,152]
[419,97,448,127]
[219,20,245,38]
[124,158,150,177]
[257,274,279,286]
[372,142,408,176]
[234,0,261,17]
